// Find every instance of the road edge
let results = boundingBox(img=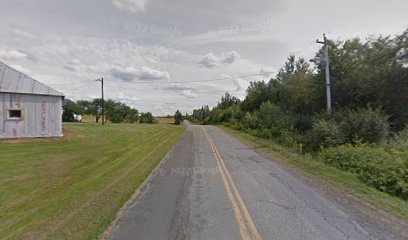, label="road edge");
[218,125,408,239]
[98,127,188,240]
